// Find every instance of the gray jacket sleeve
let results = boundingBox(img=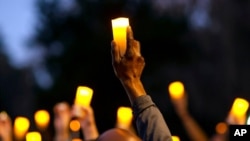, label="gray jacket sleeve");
[132,95,173,141]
